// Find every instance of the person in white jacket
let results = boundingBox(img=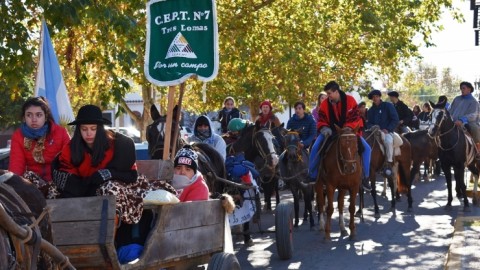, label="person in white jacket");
[187,115,226,160]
